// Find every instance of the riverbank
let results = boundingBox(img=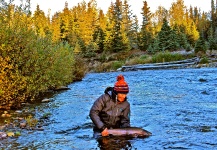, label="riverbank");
[86,49,217,72]
[119,57,217,71]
